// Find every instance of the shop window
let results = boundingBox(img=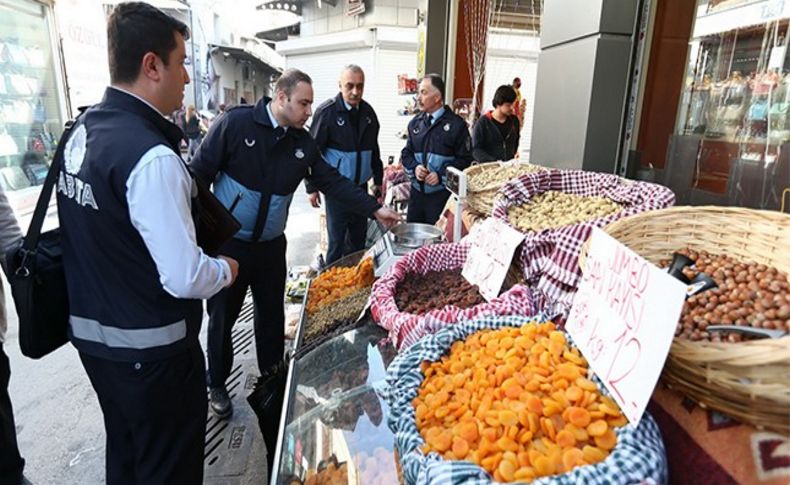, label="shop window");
[669,1,790,210]
[0,0,66,194]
